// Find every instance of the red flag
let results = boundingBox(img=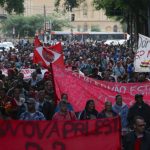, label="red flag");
[48,42,64,67]
[33,42,64,68]
[34,36,42,47]
[48,42,62,54]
